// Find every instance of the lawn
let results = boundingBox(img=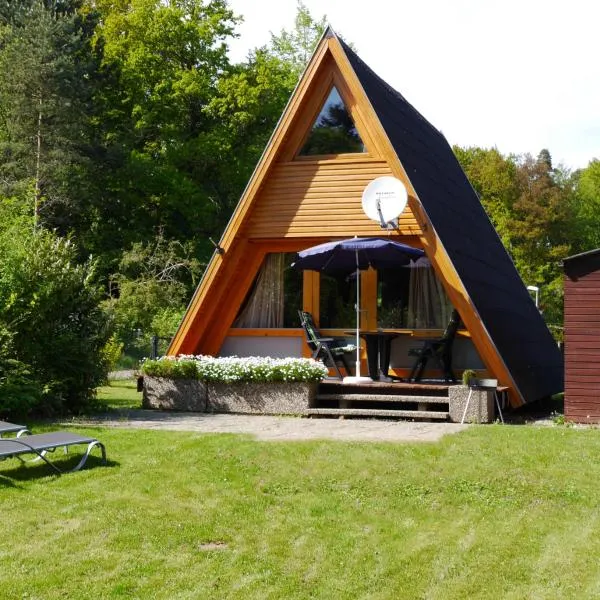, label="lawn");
[96,379,142,410]
[2,417,600,598]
